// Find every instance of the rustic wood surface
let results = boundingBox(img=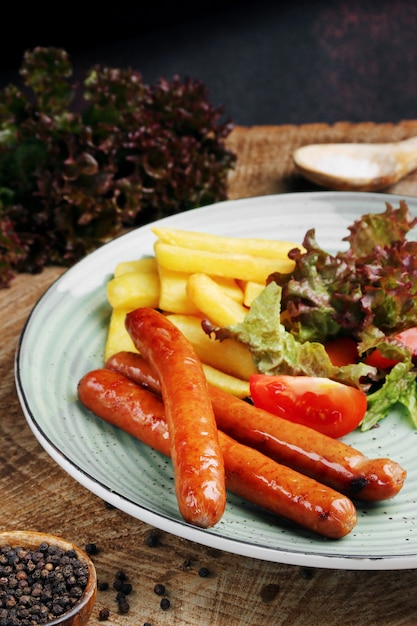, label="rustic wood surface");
[2,121,417,626]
